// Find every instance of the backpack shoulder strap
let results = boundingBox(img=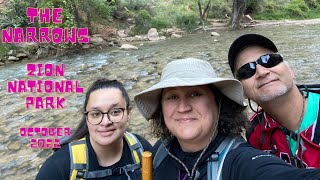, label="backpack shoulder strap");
[68,137,88,180]
[124,131,144,164]
[207,137,245,180]
[298,84,320,95]
[153,142,168,170]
